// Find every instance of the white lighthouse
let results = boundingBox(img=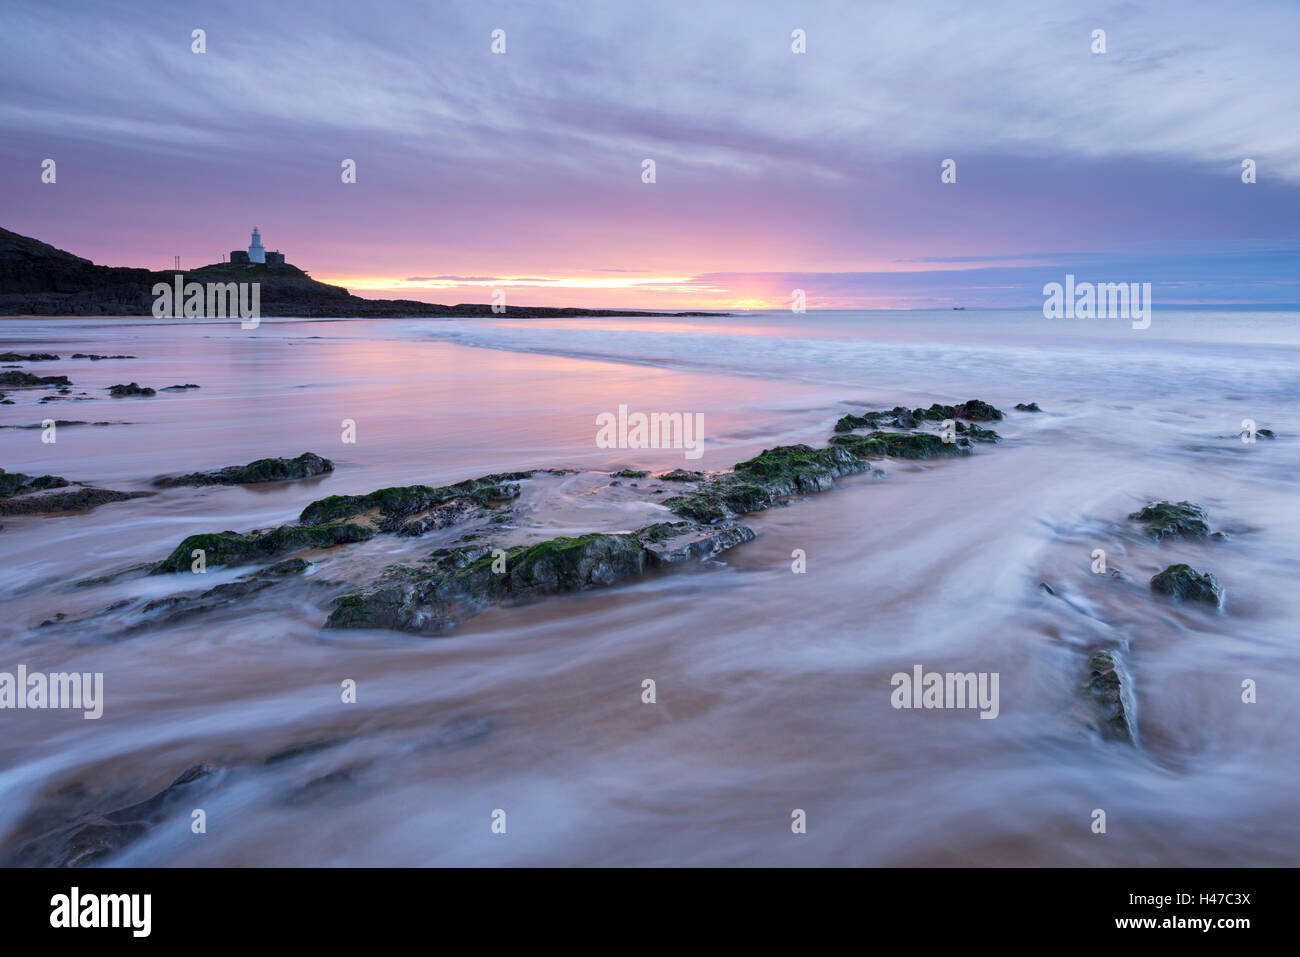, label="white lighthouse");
[248,227,266,264]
